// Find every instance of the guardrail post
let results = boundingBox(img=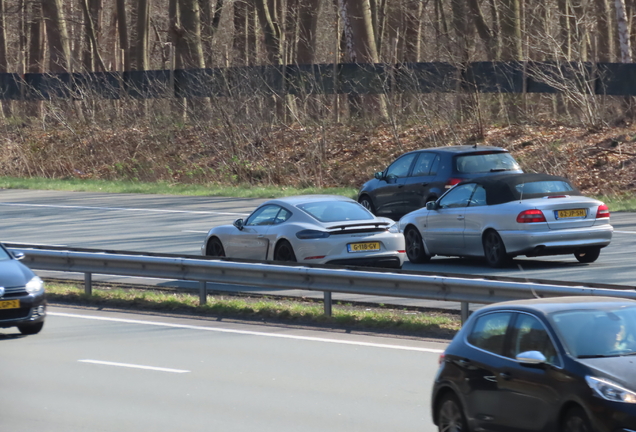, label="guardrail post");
[199,281,207,305]
[84,272,92,295]
[324,291,332,316]
[461,302,470,325]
